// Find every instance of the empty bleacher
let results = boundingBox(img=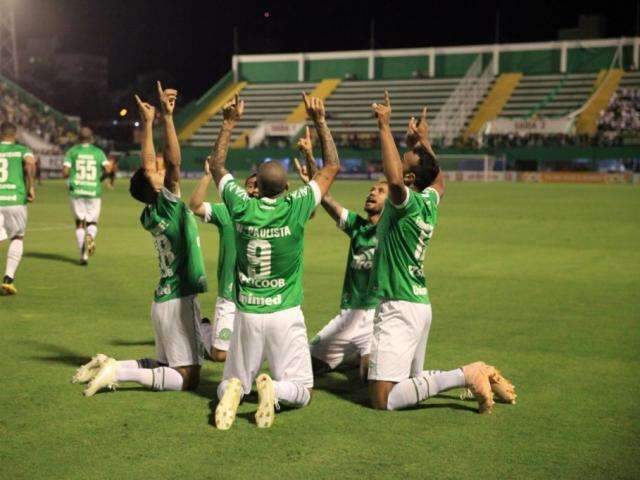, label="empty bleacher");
[324,78,466,135]
[500,73,597,118]
[186,82,317,147]
[618,70,640,90]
